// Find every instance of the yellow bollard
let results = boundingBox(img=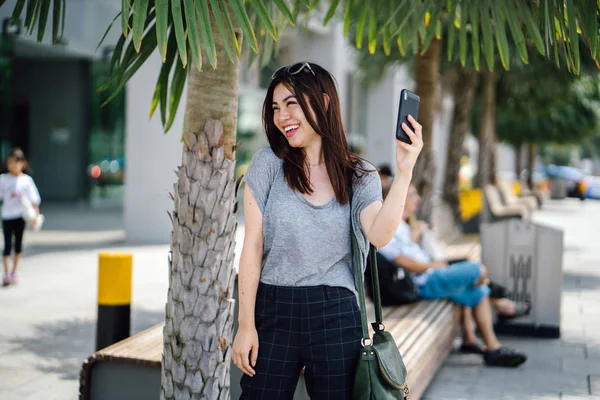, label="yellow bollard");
[96,252,133,351]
